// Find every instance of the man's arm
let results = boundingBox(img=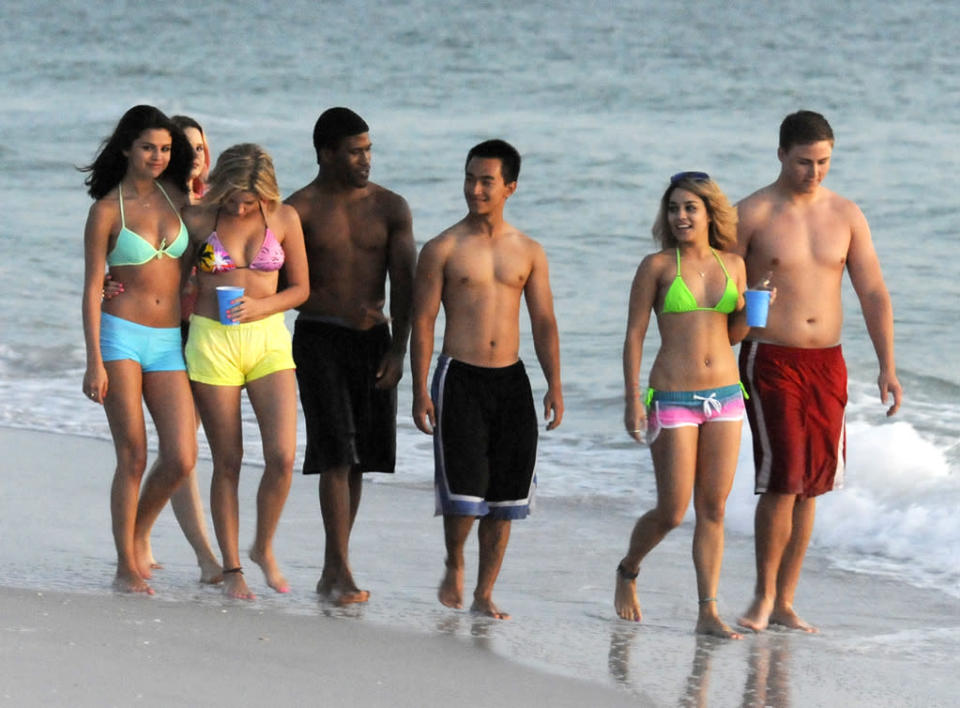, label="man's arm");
[410,237,446,434]
[377,195,417,389]
[728,200,755,344]
[523,242,563,430]
[846,204,902,416]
